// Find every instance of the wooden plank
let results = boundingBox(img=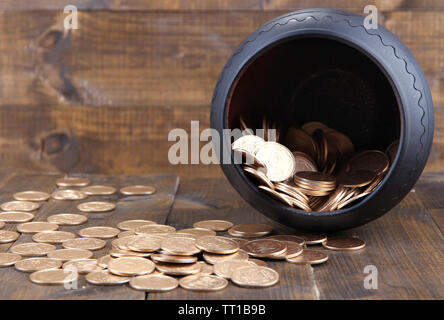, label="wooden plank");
[0,173,178,300]
[311,190,444,299]
[149,178,318,300]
